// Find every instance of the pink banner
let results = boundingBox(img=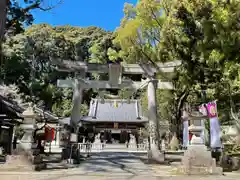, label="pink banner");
[207,102,217,118]
[208,101,222,148]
